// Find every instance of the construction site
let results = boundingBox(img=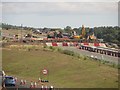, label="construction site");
[1,25,120,89]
